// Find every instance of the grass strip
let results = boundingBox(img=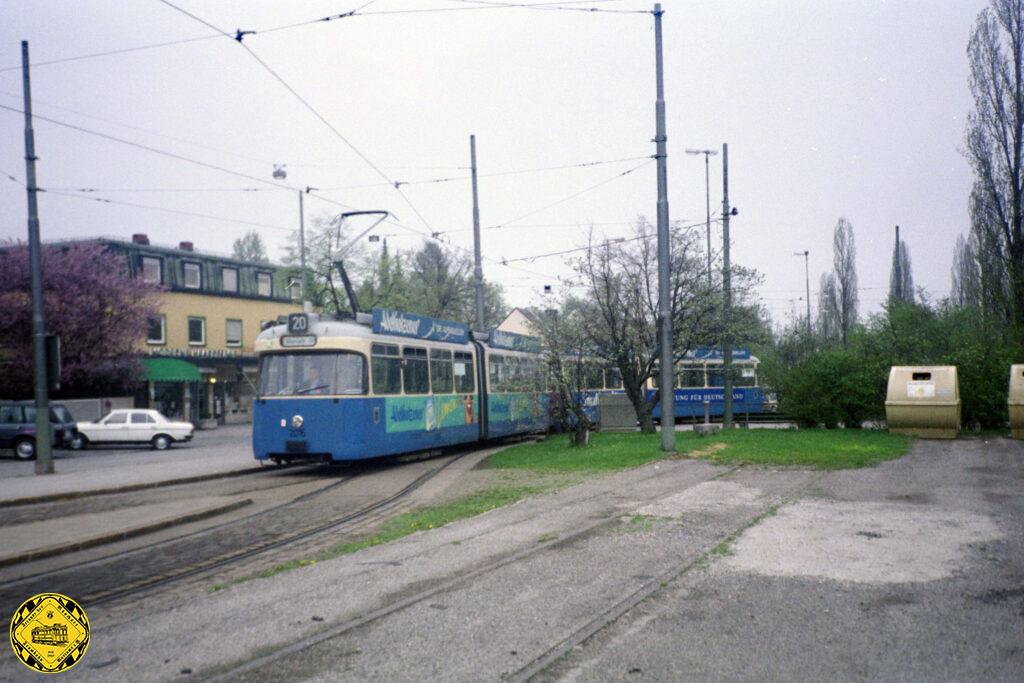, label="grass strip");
[487,428,912,471]
[213,485,542,590]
